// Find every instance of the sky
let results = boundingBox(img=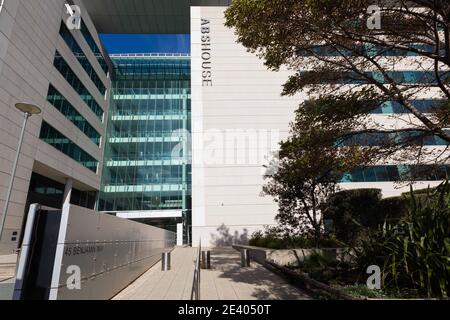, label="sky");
[99,34,190,54]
